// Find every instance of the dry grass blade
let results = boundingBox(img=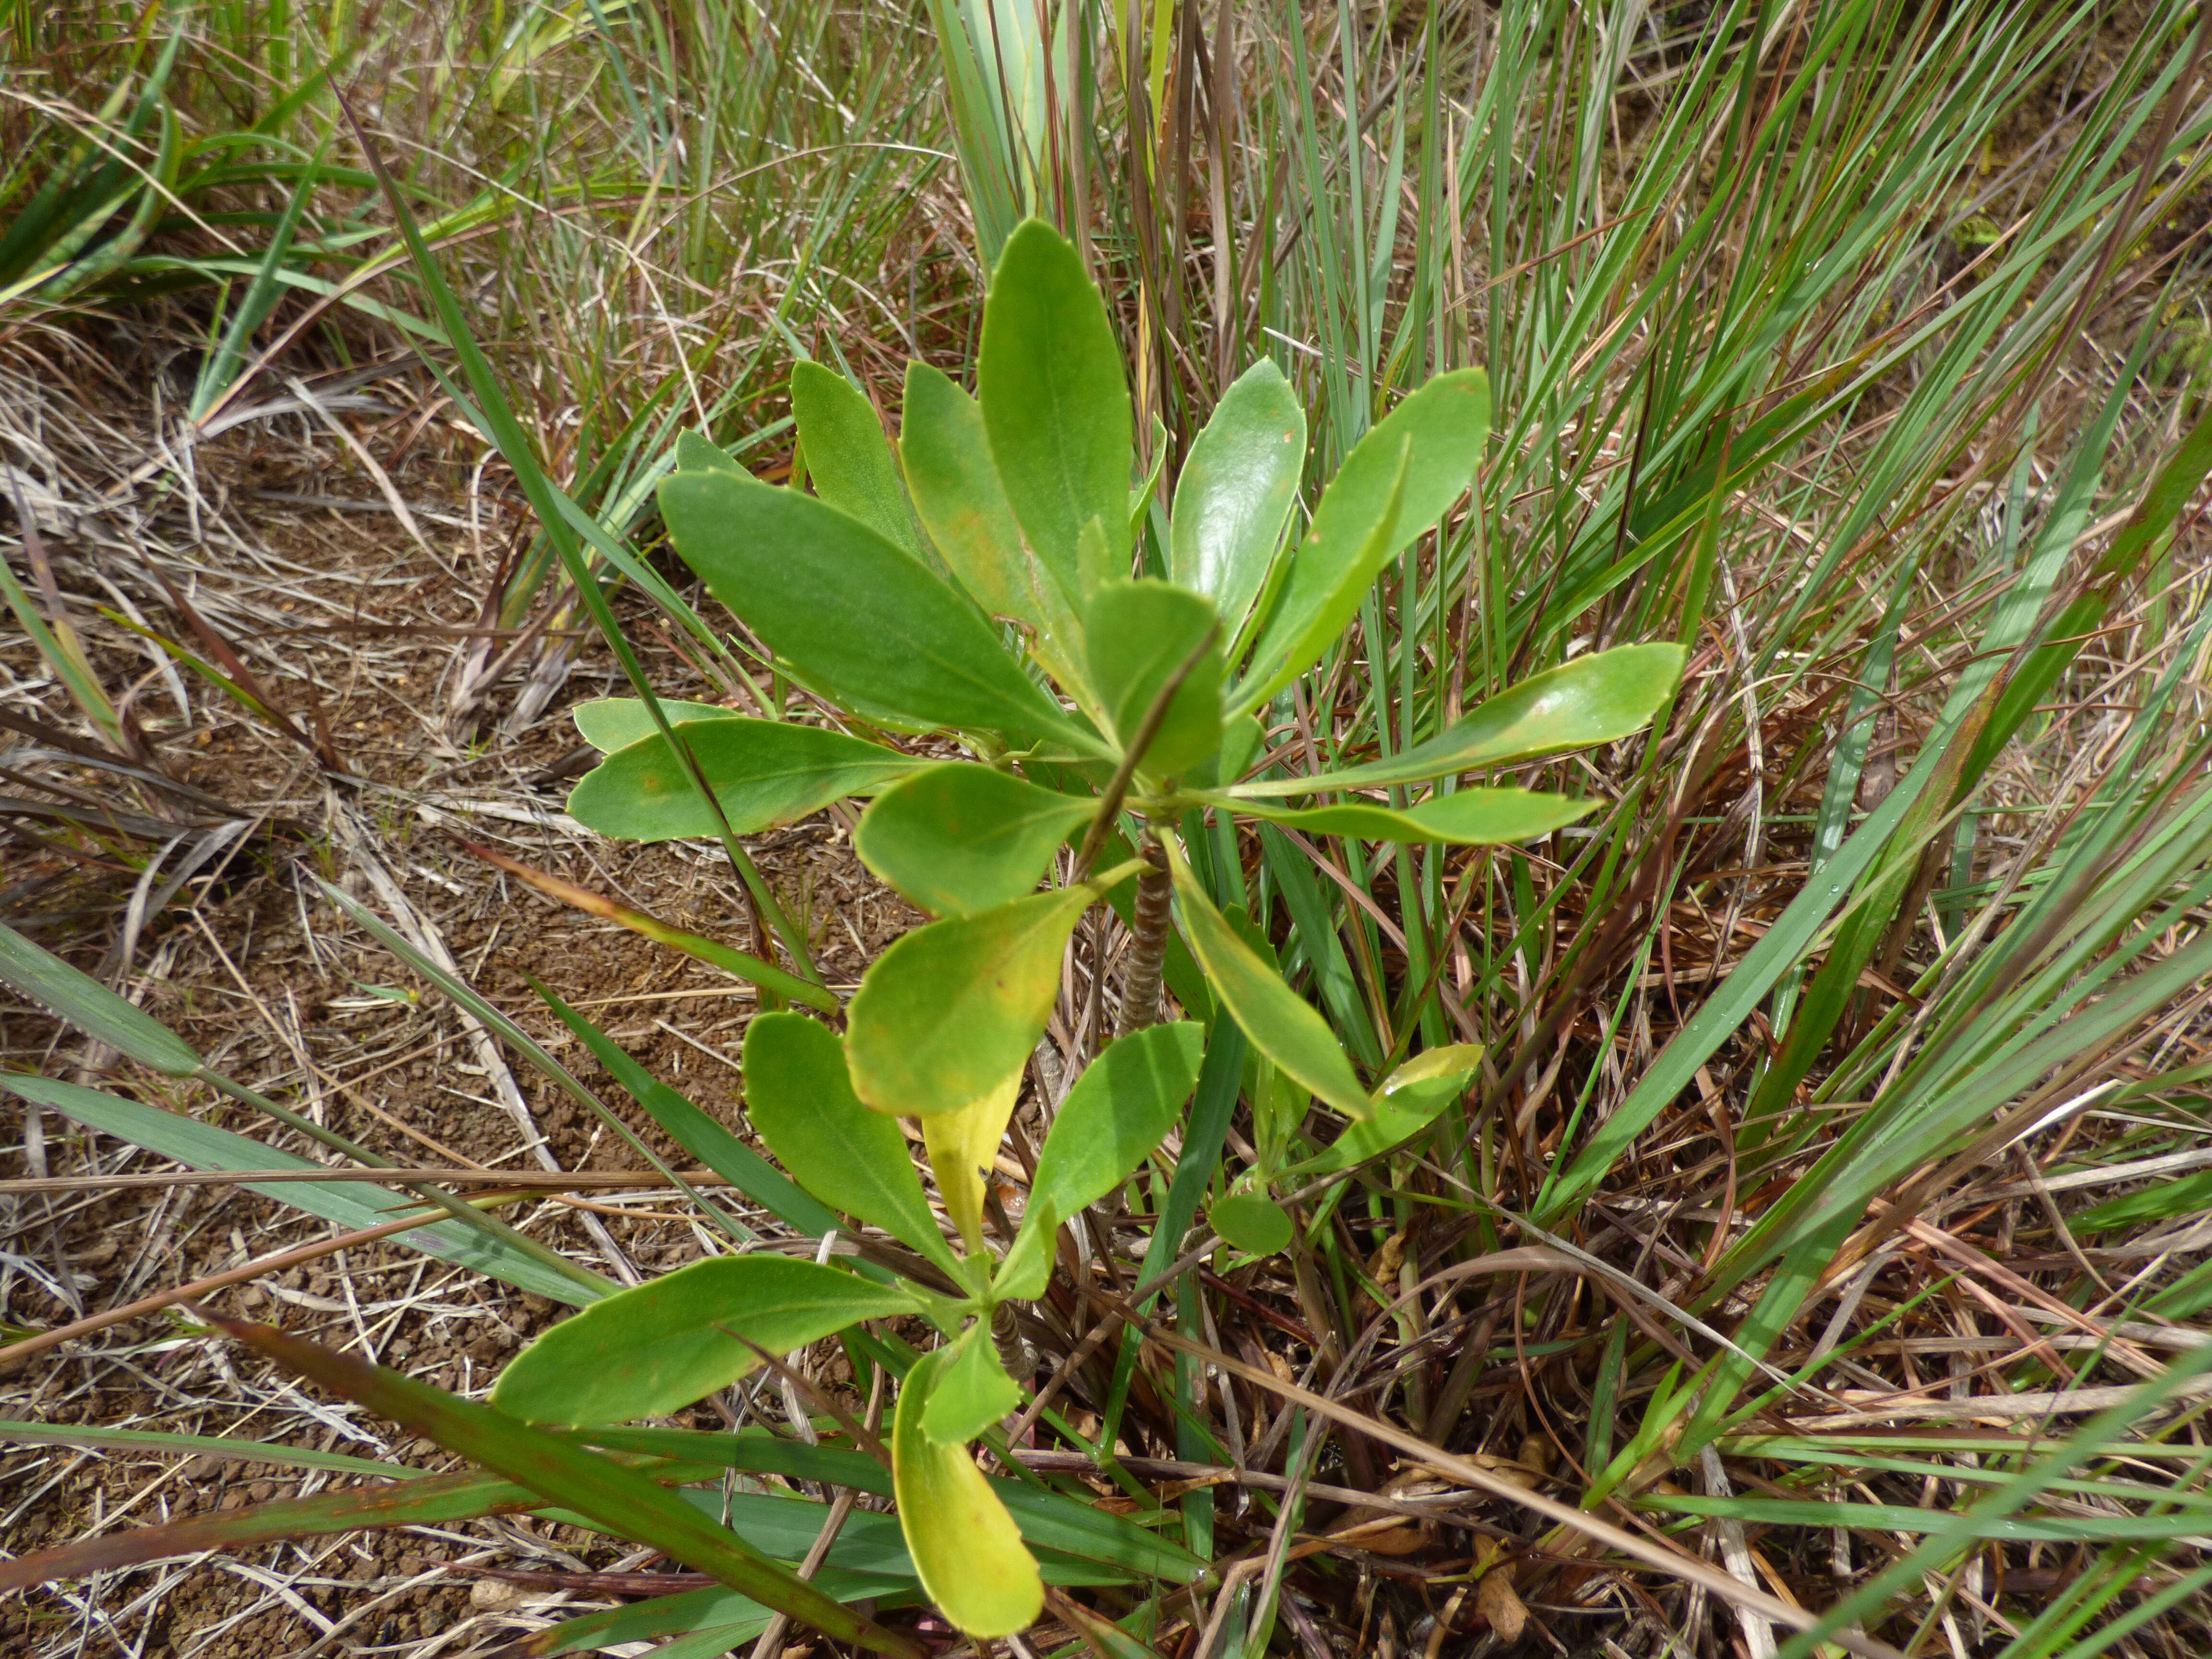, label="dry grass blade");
[1088,1285,1909,1659]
